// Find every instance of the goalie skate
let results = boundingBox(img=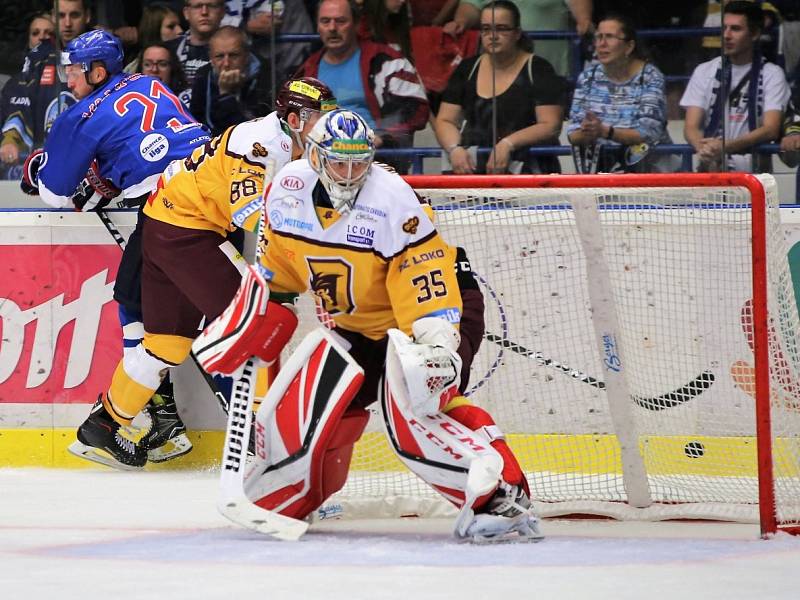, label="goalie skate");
[459,483,544,544]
